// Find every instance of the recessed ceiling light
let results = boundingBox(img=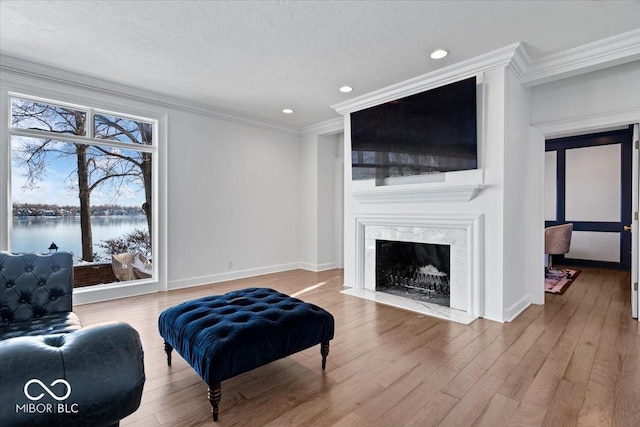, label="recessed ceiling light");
[282,108,294,114]
[339,86,353,93]
[430,49,448,59]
